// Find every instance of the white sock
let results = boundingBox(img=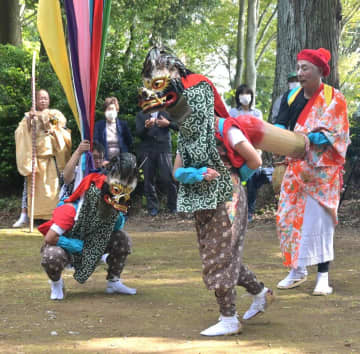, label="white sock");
[316,272,329,286]
[101,253,109,264]
[220,314,239,322]
[50,278,64,300]
[20,212,28,220]
[13,212,29,227]
[107,278,136,295]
